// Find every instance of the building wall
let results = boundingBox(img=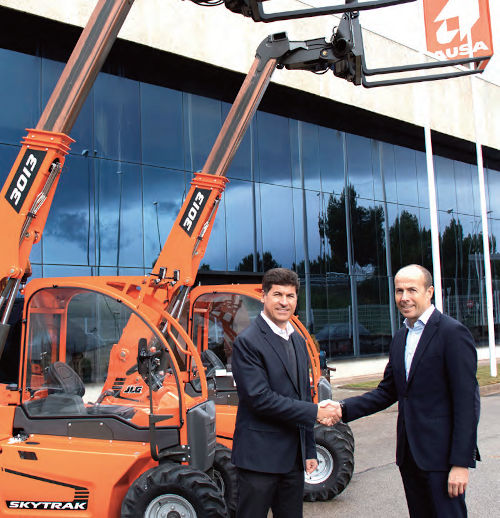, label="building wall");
[0,2,499,359]
[1,40,499,358]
